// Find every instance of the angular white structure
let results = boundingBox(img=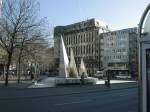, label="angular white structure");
[69,48,78,78]
[59,36,69,78]
[79,58,88,77]
[0,0,2,17]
